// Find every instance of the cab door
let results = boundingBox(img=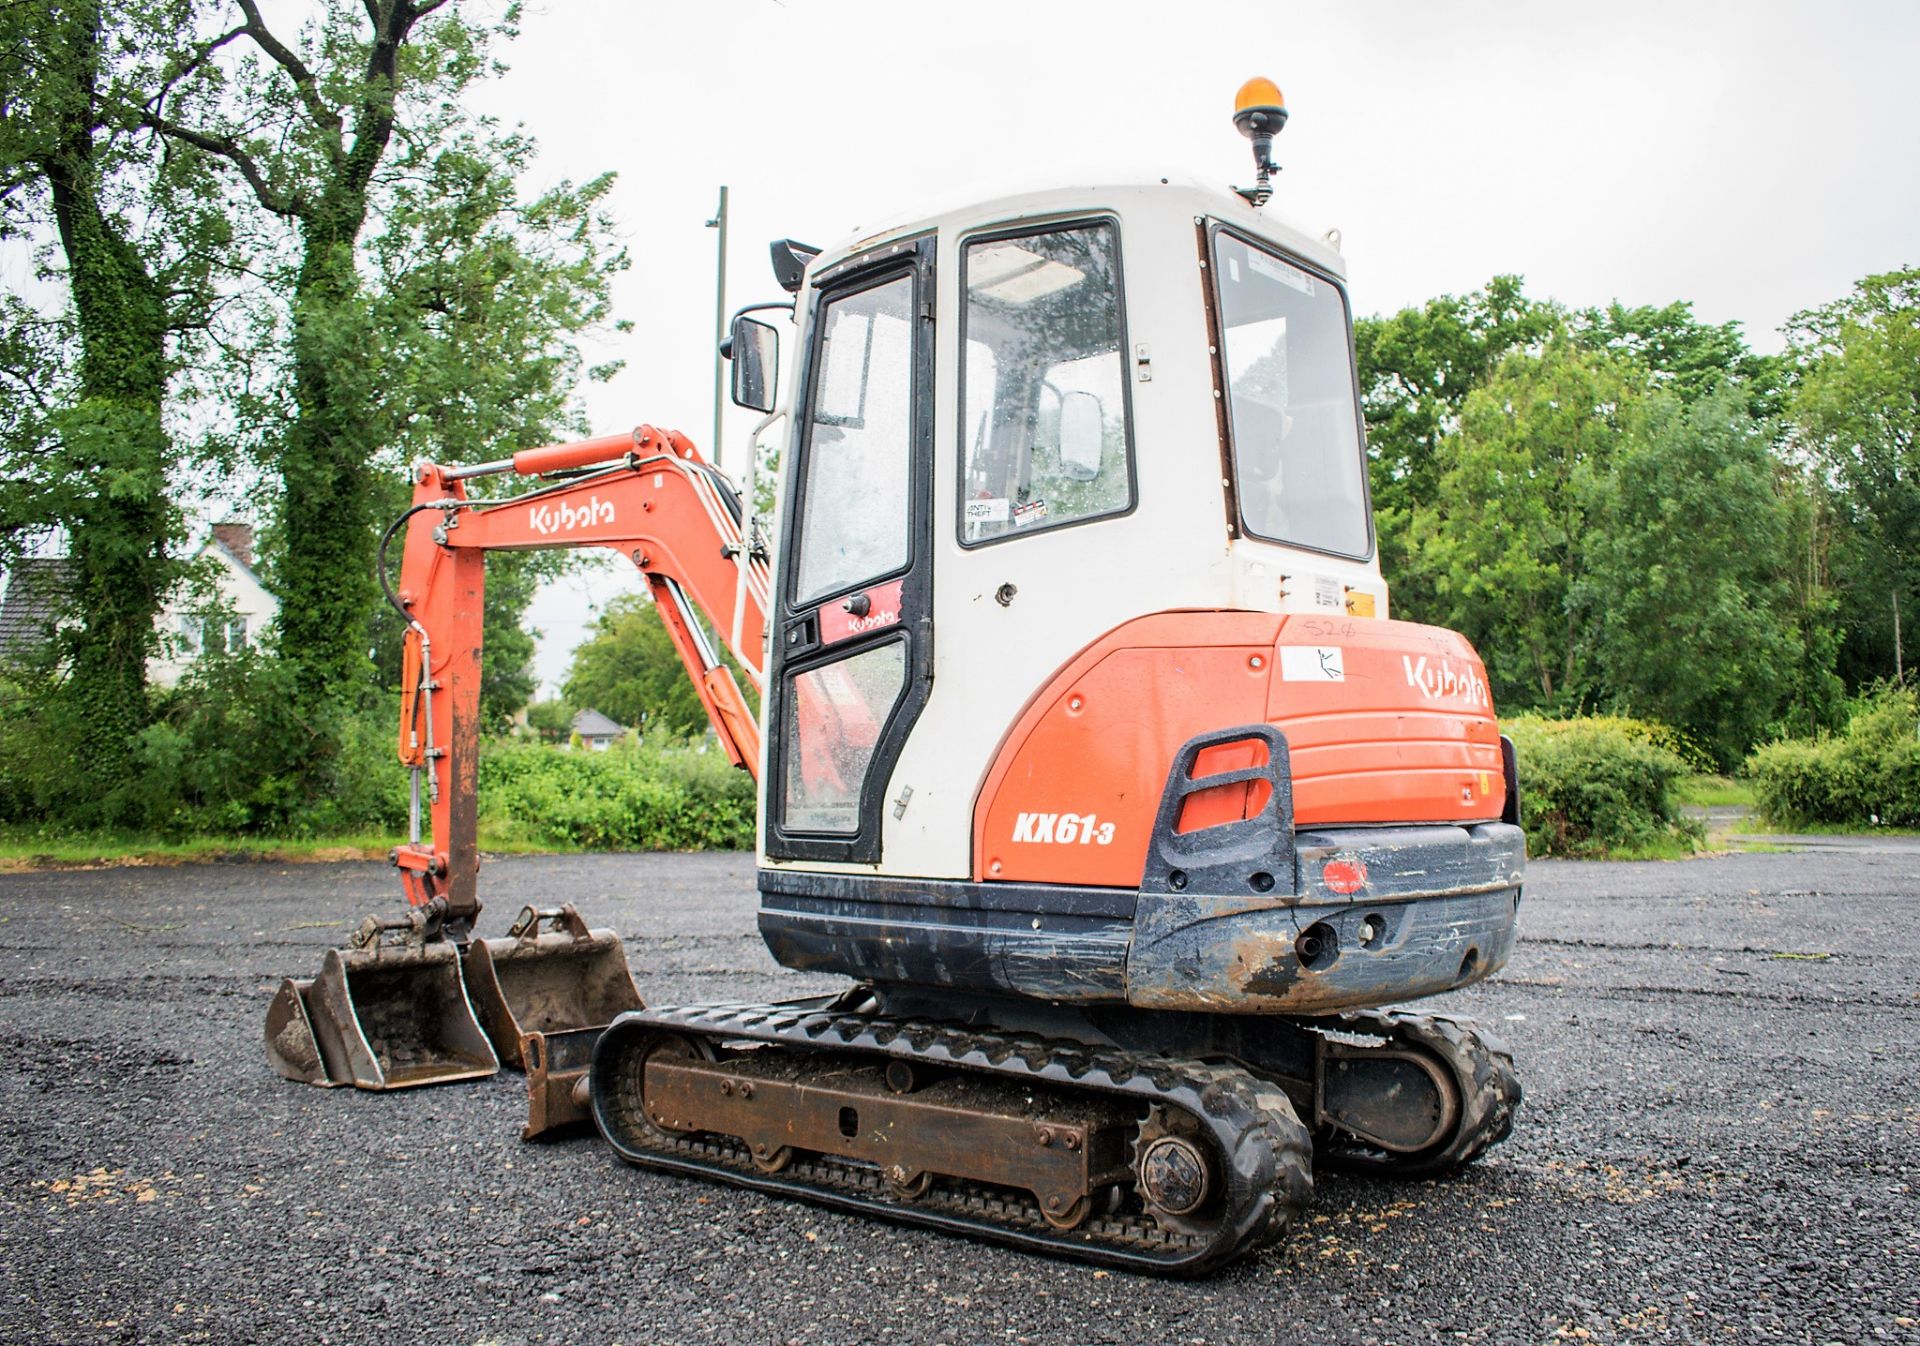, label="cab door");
[764,237,935,864]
